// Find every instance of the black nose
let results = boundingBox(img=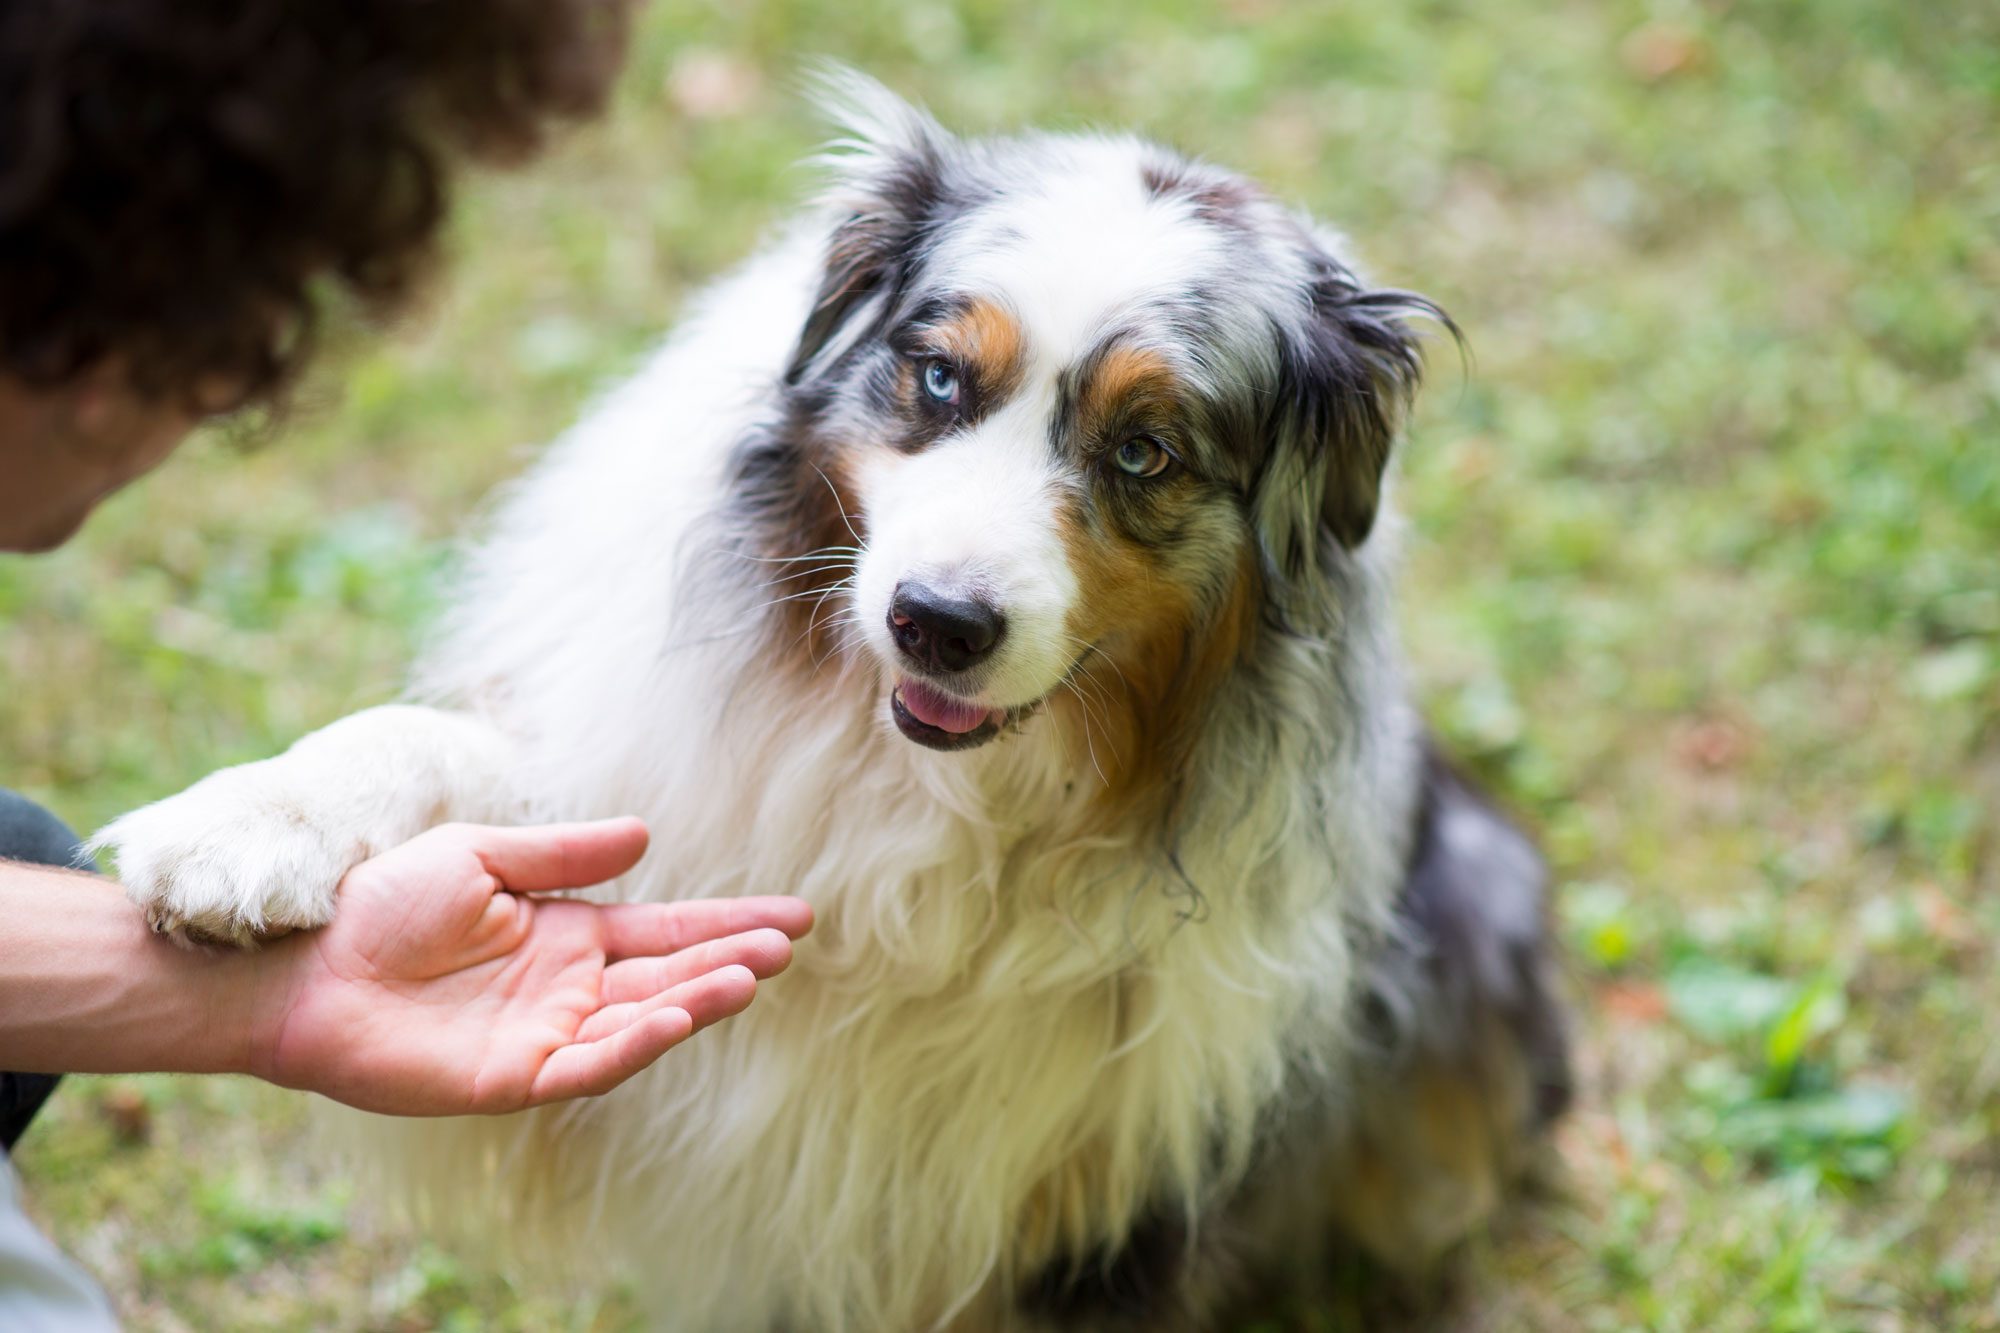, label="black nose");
[889,582,1005,674]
